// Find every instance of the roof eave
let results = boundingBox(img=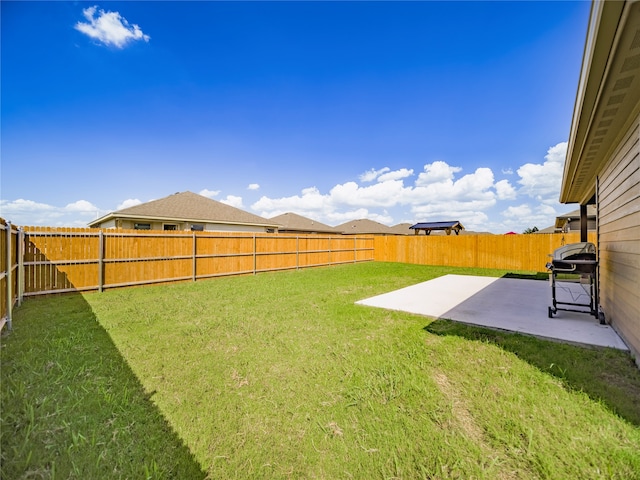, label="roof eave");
[561,0,638,204]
